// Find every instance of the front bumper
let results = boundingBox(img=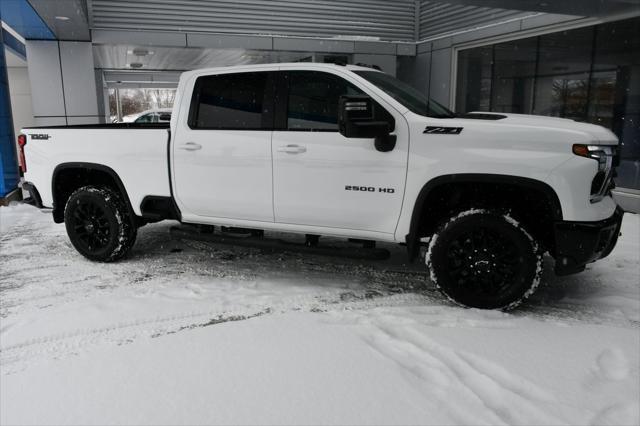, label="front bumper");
[553,207,624,275]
